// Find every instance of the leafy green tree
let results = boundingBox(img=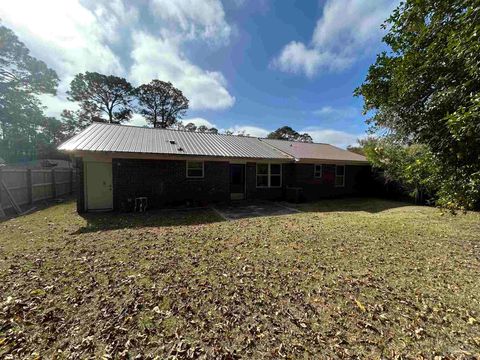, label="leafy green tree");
[135,80,189,128]
[181,122,197,132]
[362,137,441,203]
[355,0,480,209]
[0,25,59,162]
[67,72,134,124]
[0,25,58,94]
[197,125,218,134]
[346,145,365,156]
[267,126,313,142]
[60,109,89,136]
